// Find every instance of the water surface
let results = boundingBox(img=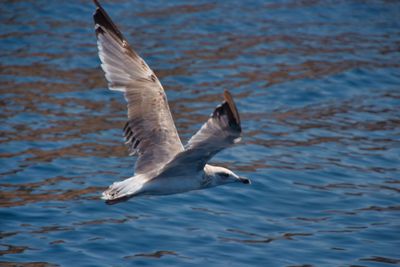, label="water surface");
[1,0,400,266]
